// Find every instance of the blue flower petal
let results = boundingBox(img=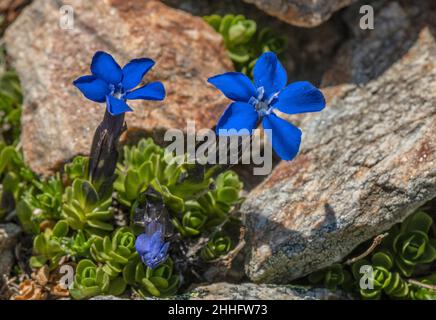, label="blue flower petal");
[90,51,122,85]
[273,81,326,114]
[216,102,259,135]
[253,52,287,99]
[73,75,110,103]
[125,82,165,101]
[149,231,164,254]
[208,72,256,102]
[159,242,170,258]
[122,58,155,91]
[135,233,150,256]
[106,95,133,115]
[262,113,302,161]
